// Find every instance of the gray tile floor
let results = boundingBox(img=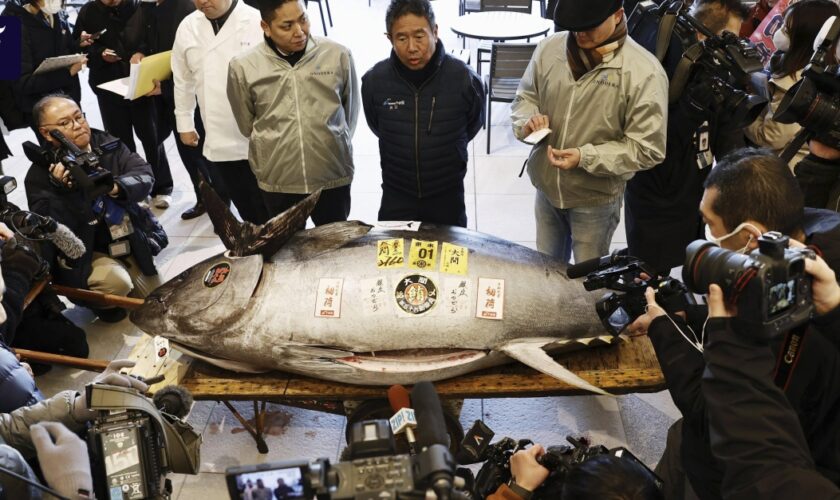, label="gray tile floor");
[1,0,679,497]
